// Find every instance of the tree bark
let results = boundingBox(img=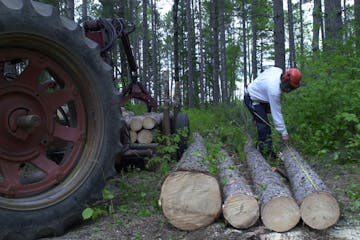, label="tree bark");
[245,140,300,232]
[218,149,259,229]
[287,0,296,67]
[312,0,322,52]
[355,0,360,48]
[272,0,285,70]
[281,146,340,230]
[159,133,222,231]
[324,0,343,51]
